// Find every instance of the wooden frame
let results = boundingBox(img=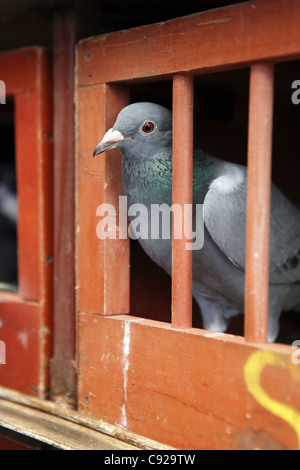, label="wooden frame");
[75,0,300,449]
[0,48,53,398]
